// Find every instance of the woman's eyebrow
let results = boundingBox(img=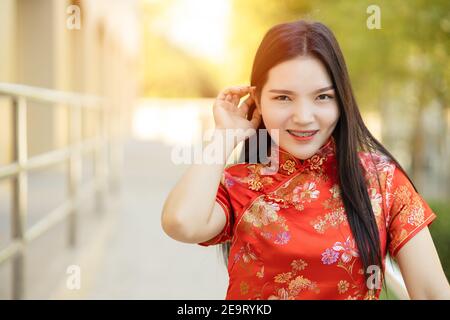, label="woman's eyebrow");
[268,89,297,95]
[313,85,334,94]
[268,85,334,95]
